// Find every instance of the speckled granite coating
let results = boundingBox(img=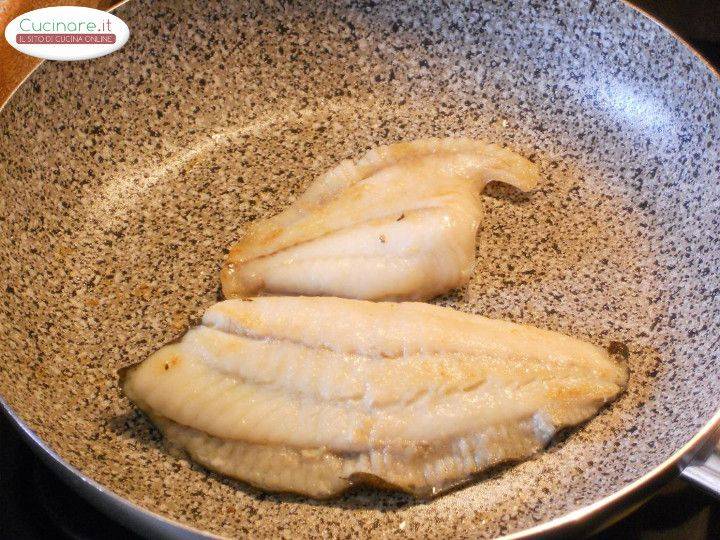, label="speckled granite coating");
[0,0,719,537]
